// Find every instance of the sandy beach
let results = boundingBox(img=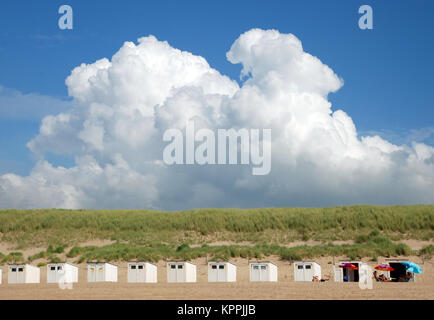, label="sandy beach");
[0,255,432,300]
